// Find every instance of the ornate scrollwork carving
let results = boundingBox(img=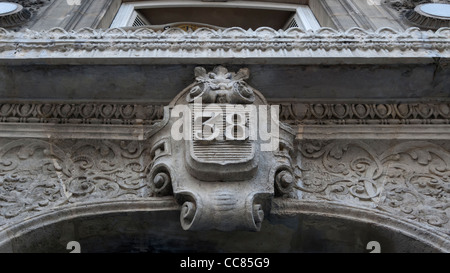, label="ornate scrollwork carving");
[2,101,450,127]
[0,102,164,125]
[0,27,448,56]
[279,102,450,125]
[180,200,197,230]
[290,140,450,233]
[0,138,169,226]
[146,66,296,231]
